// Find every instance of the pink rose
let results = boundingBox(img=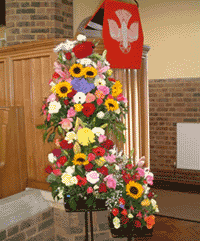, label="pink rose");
[97,85,110,95]
[87,187,93,194]
[47,93,56,103]
[136,211,143,218]
[53,169,62,176]
[98,135,107,143]
[105,154,116,164]
[97,98,103,105]
[59,118,73,130]
[88,153,96,162]
[146,175,154,185]
[67,107,76,118]
[47,113,51,121]
[117,93,127,103]
[104,174,116,189]
[136,168,145,177]
[85,93,96,103]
